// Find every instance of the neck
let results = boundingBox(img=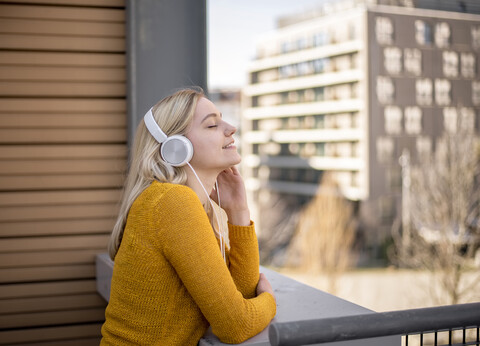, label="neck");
[185,164,218,205]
